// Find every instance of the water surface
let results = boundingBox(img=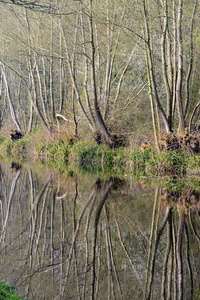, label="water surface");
[0,159,200,299]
